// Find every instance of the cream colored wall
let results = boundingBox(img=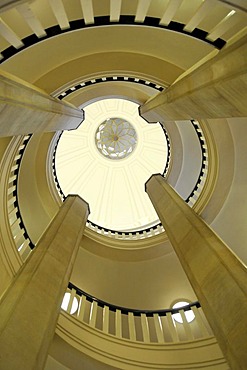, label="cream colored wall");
[35,52,183,94]
[46,334,119,370]
[45,356,70,370]
[210,117,247,264]
[72,237,197,310]
[201,119,235,223]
